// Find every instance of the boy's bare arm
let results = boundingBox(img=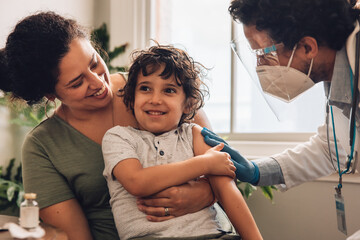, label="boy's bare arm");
[112,144,234,197]
[209,176,263,240]
[192,124,214,155]
[193,126,263,239]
